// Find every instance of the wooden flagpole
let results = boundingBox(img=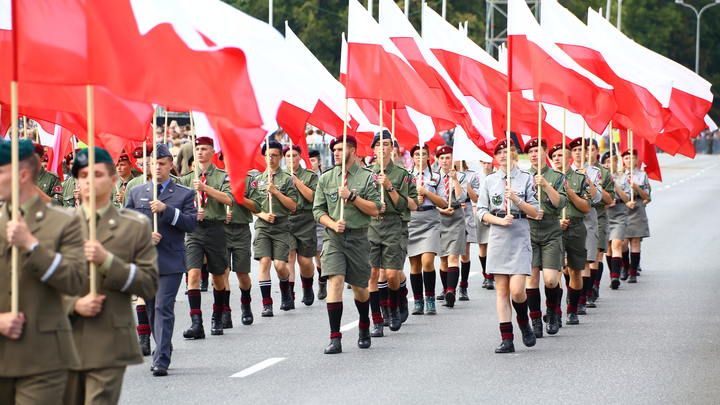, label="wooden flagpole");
[142,141,147,185]
[10,81,19,314]
[608,122,614,176]
[561,109,567,220]
[86,85,97,297]
[152,109,158,232]
[581,122,586,168]
[189,112,201,209]
[629,129,634,202]
[537,102,542,204]
[505,91,511,212]
[378,99,385,206]
[265,136,273,214]
[340,98,349,221]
